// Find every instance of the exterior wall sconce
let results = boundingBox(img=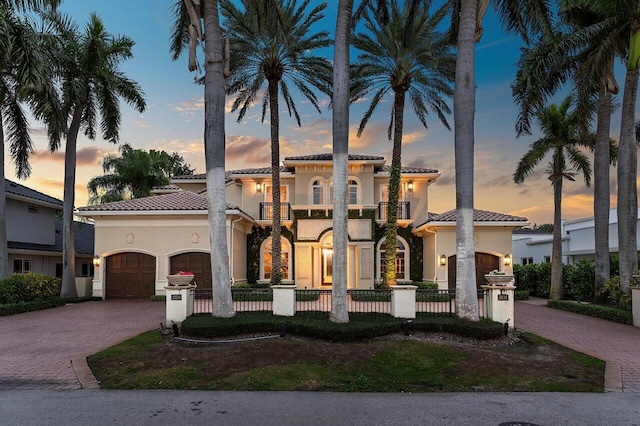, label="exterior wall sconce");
[439,254,447,266]
[256,182,262,192]
[93,256,101,267]
[407,181,414,191]
[504,254,511,266]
